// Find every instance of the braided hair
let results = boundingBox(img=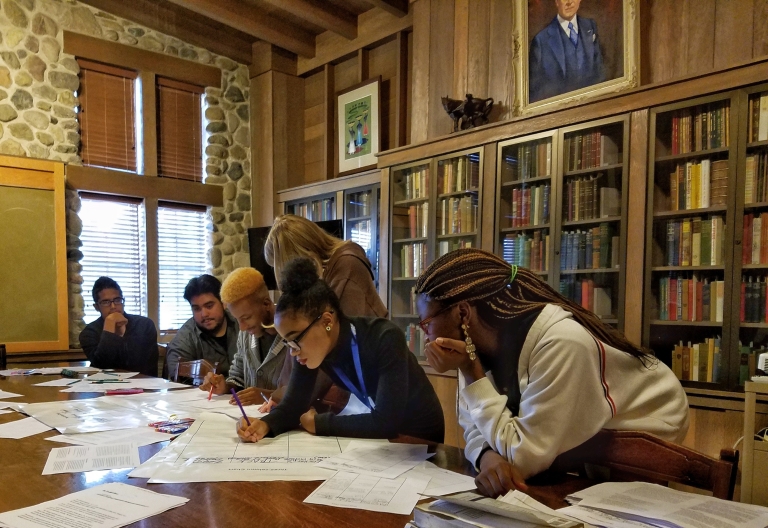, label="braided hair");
[414,248,651,361]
